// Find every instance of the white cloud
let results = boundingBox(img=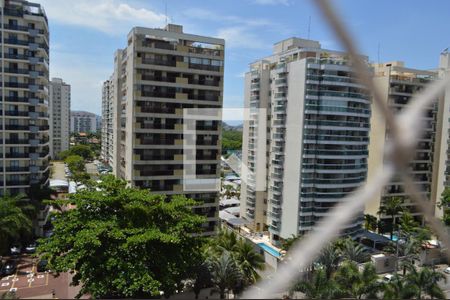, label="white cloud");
[217,27,269,50]
[35,0,167,35]
[184,8,272,27]
[251,0,290,5]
